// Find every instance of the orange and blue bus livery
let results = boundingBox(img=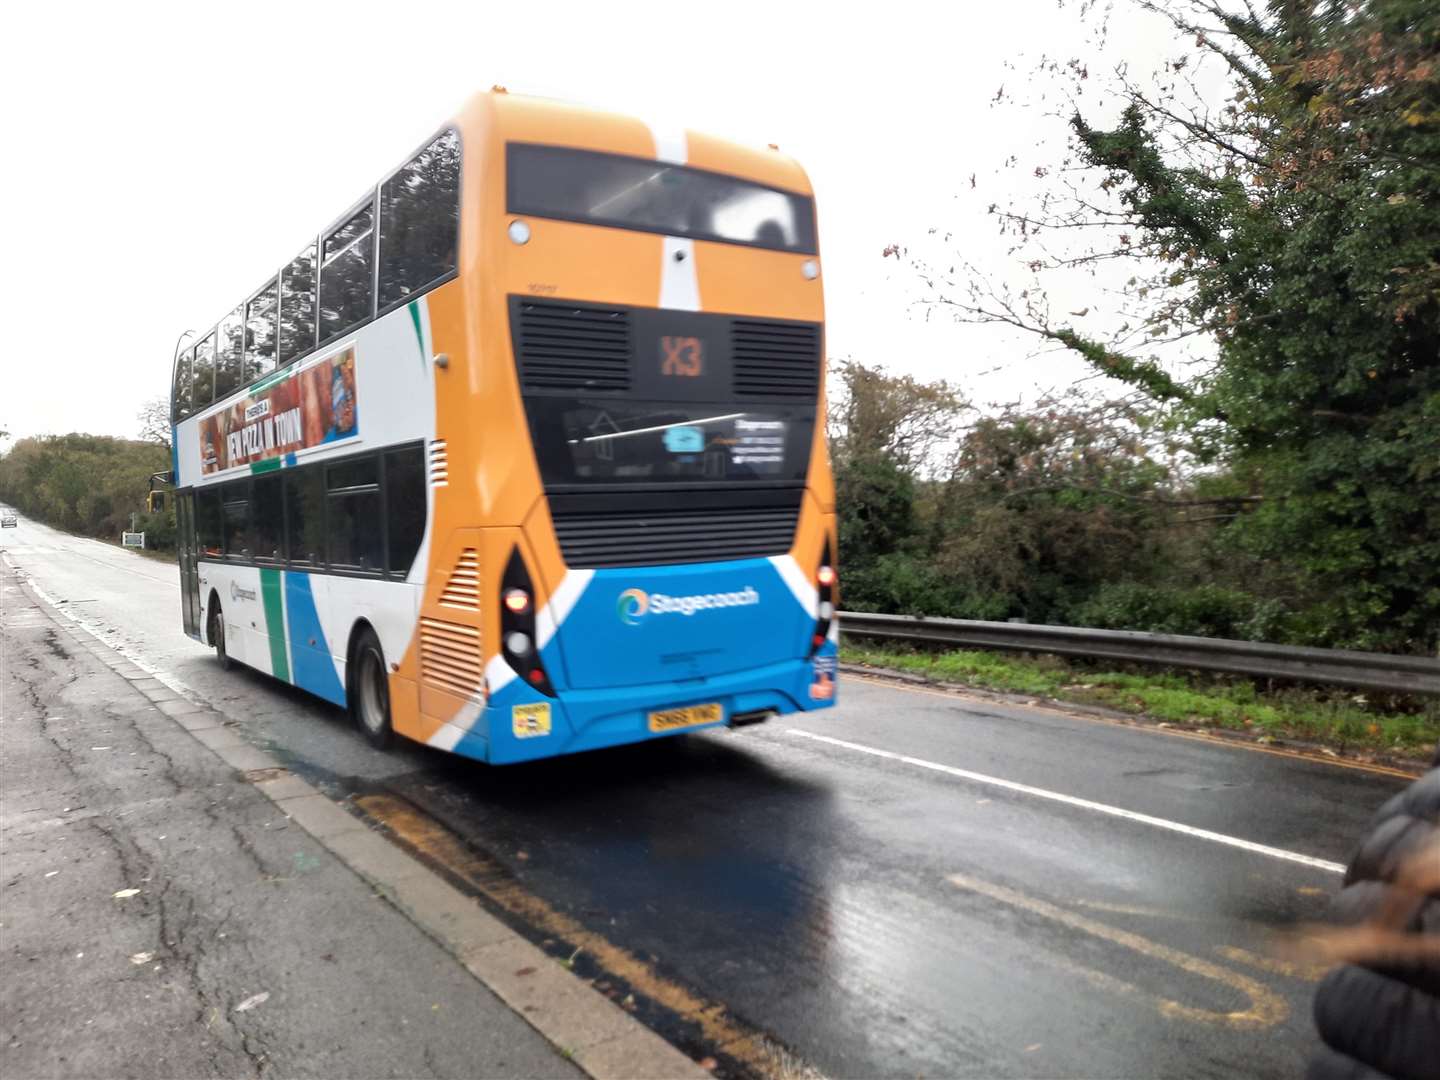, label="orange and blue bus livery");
[167,89,837,764]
